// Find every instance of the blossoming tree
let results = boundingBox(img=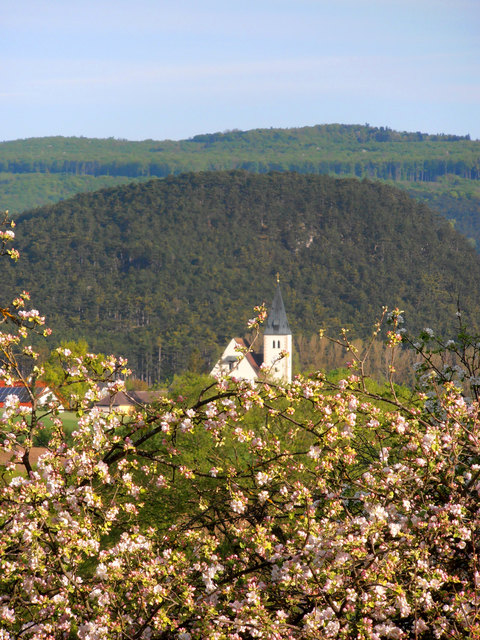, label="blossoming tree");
[1,211,480,639]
